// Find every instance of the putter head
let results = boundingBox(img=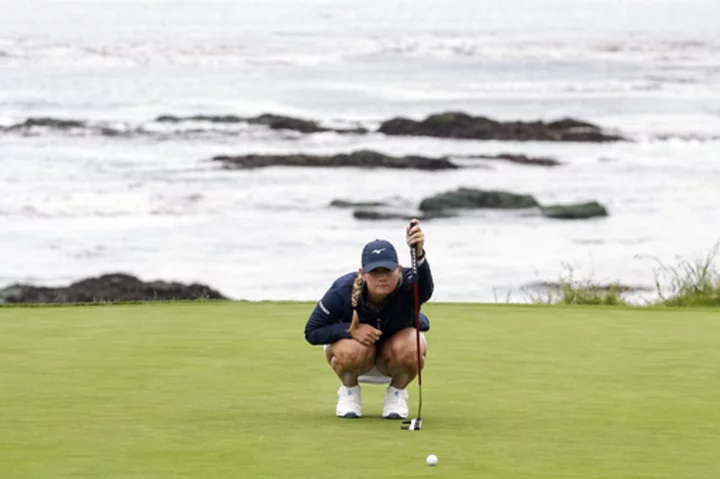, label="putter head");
[401,417,422,431]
